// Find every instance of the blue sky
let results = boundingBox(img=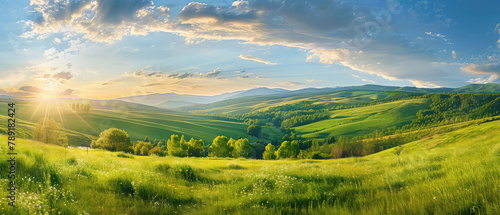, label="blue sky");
[0,0,499,99]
